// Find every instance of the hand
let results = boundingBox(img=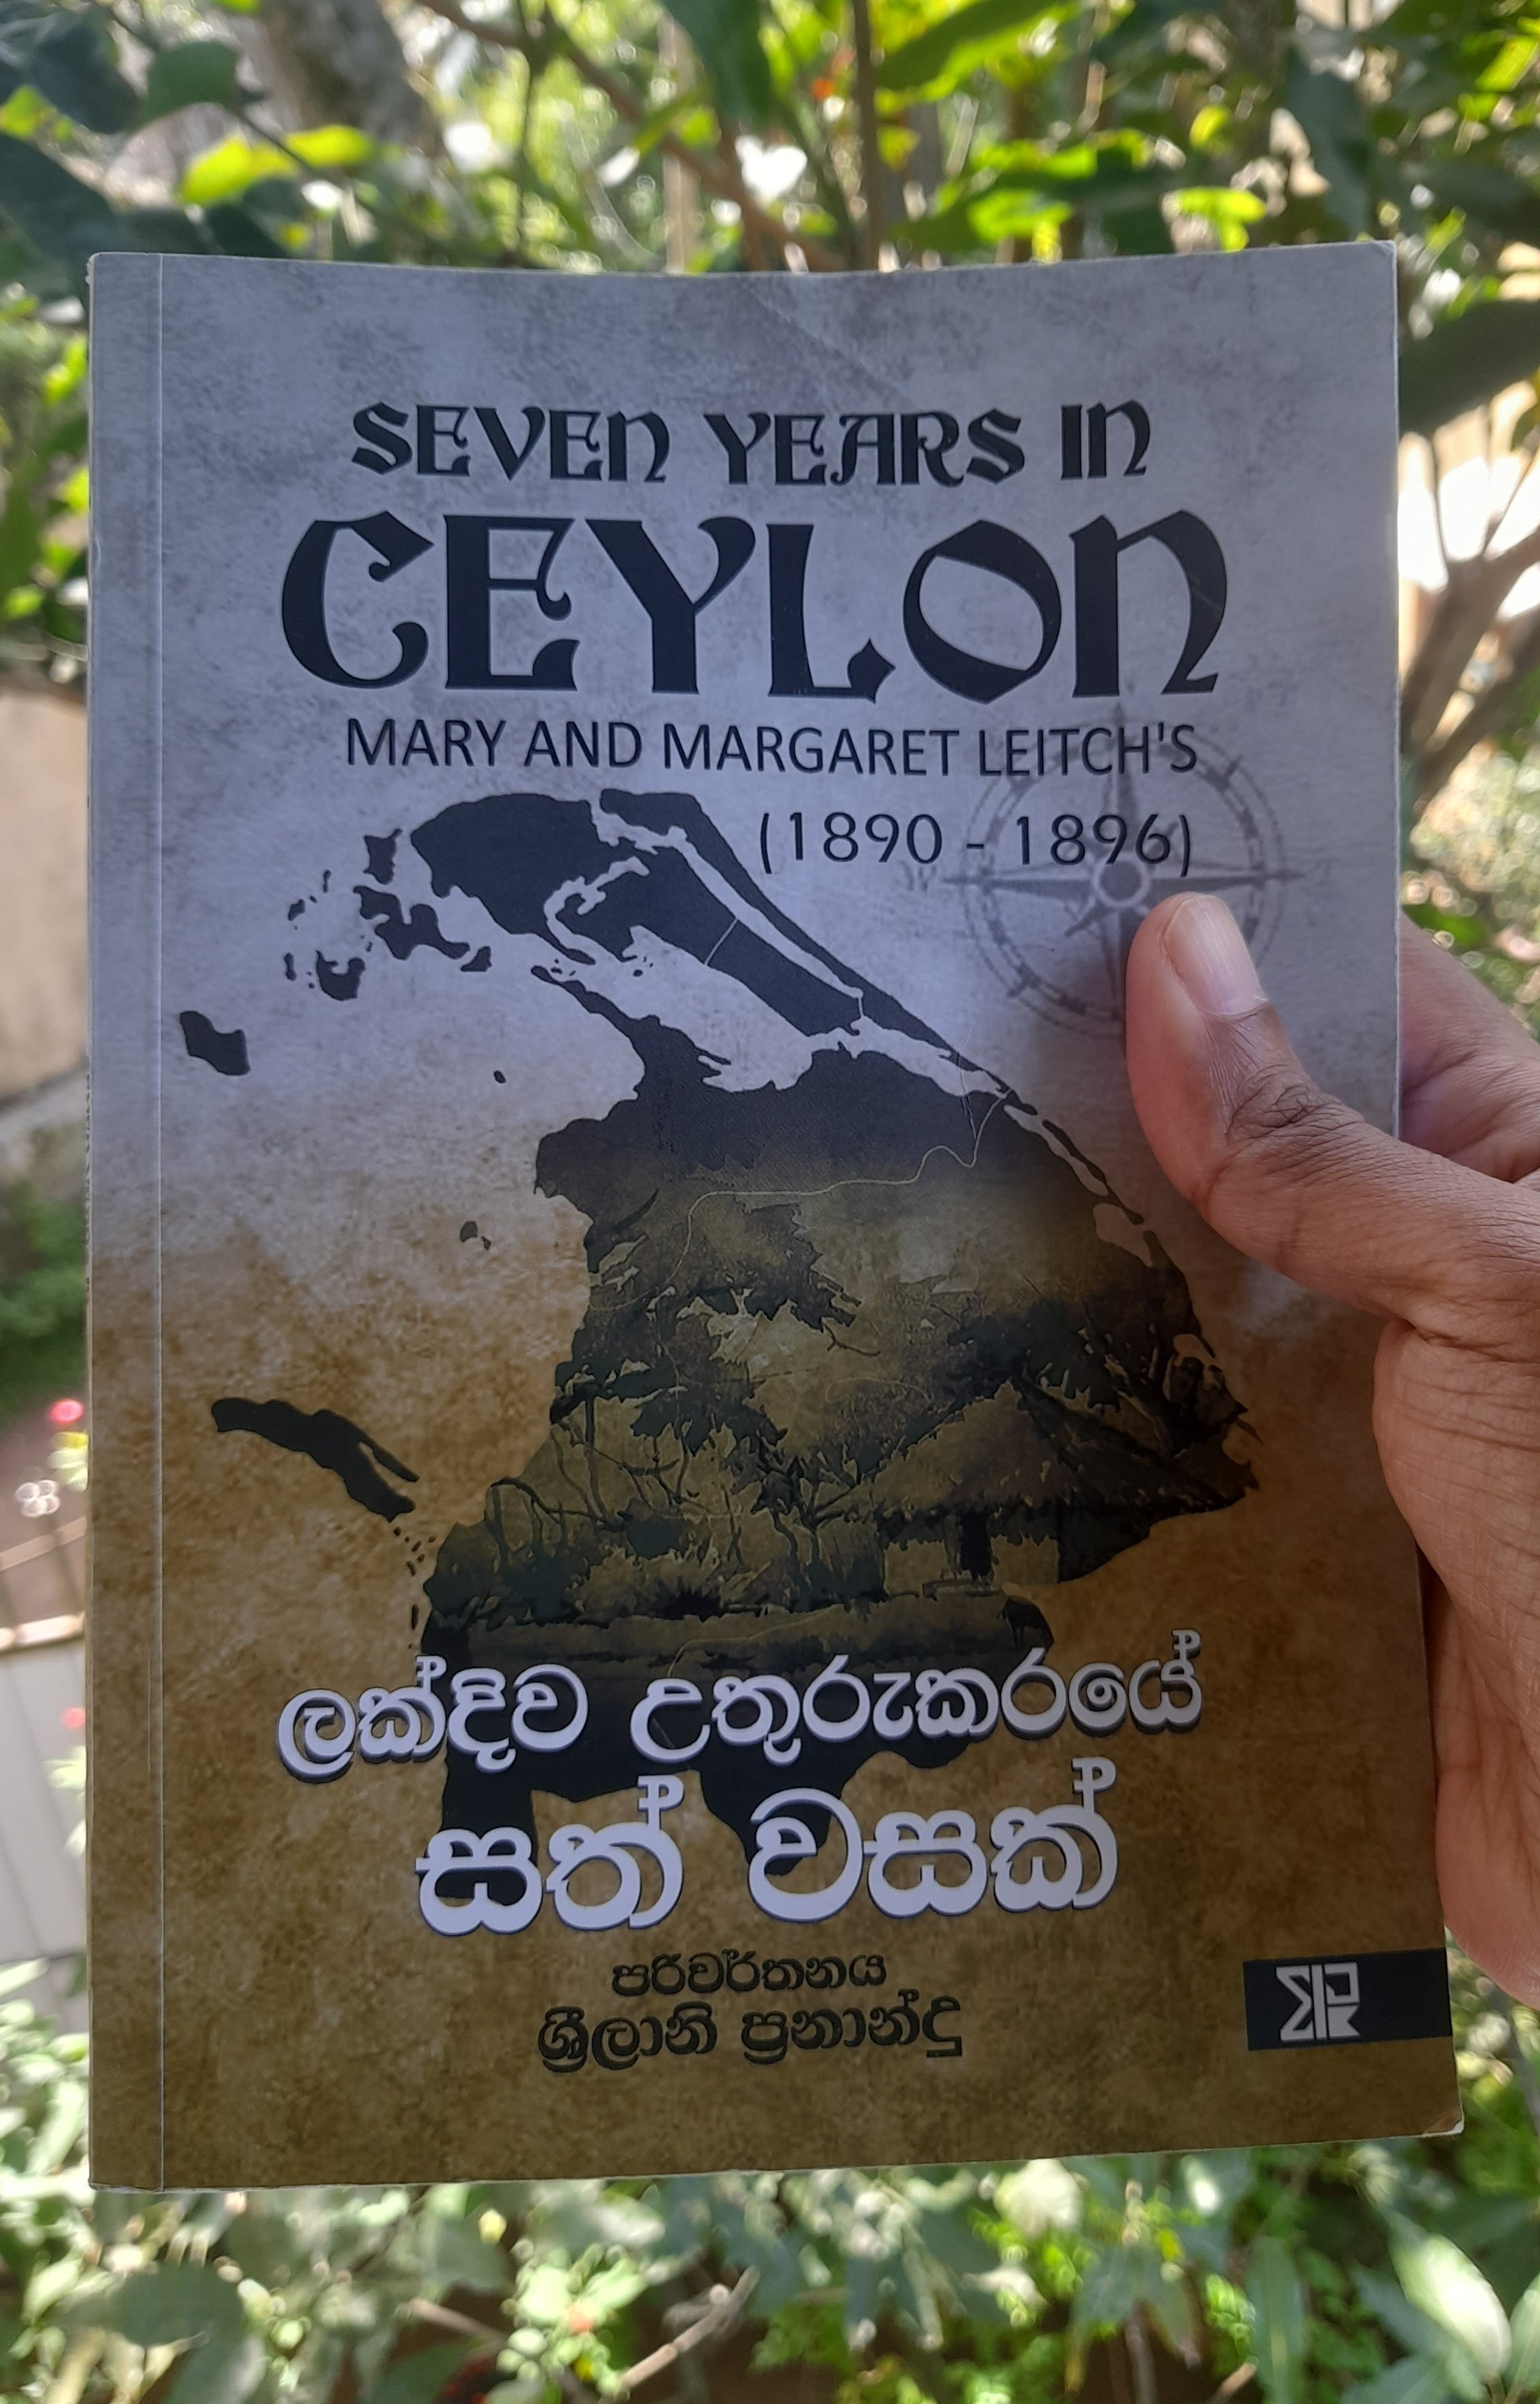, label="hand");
[1125,894,1540,2000]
